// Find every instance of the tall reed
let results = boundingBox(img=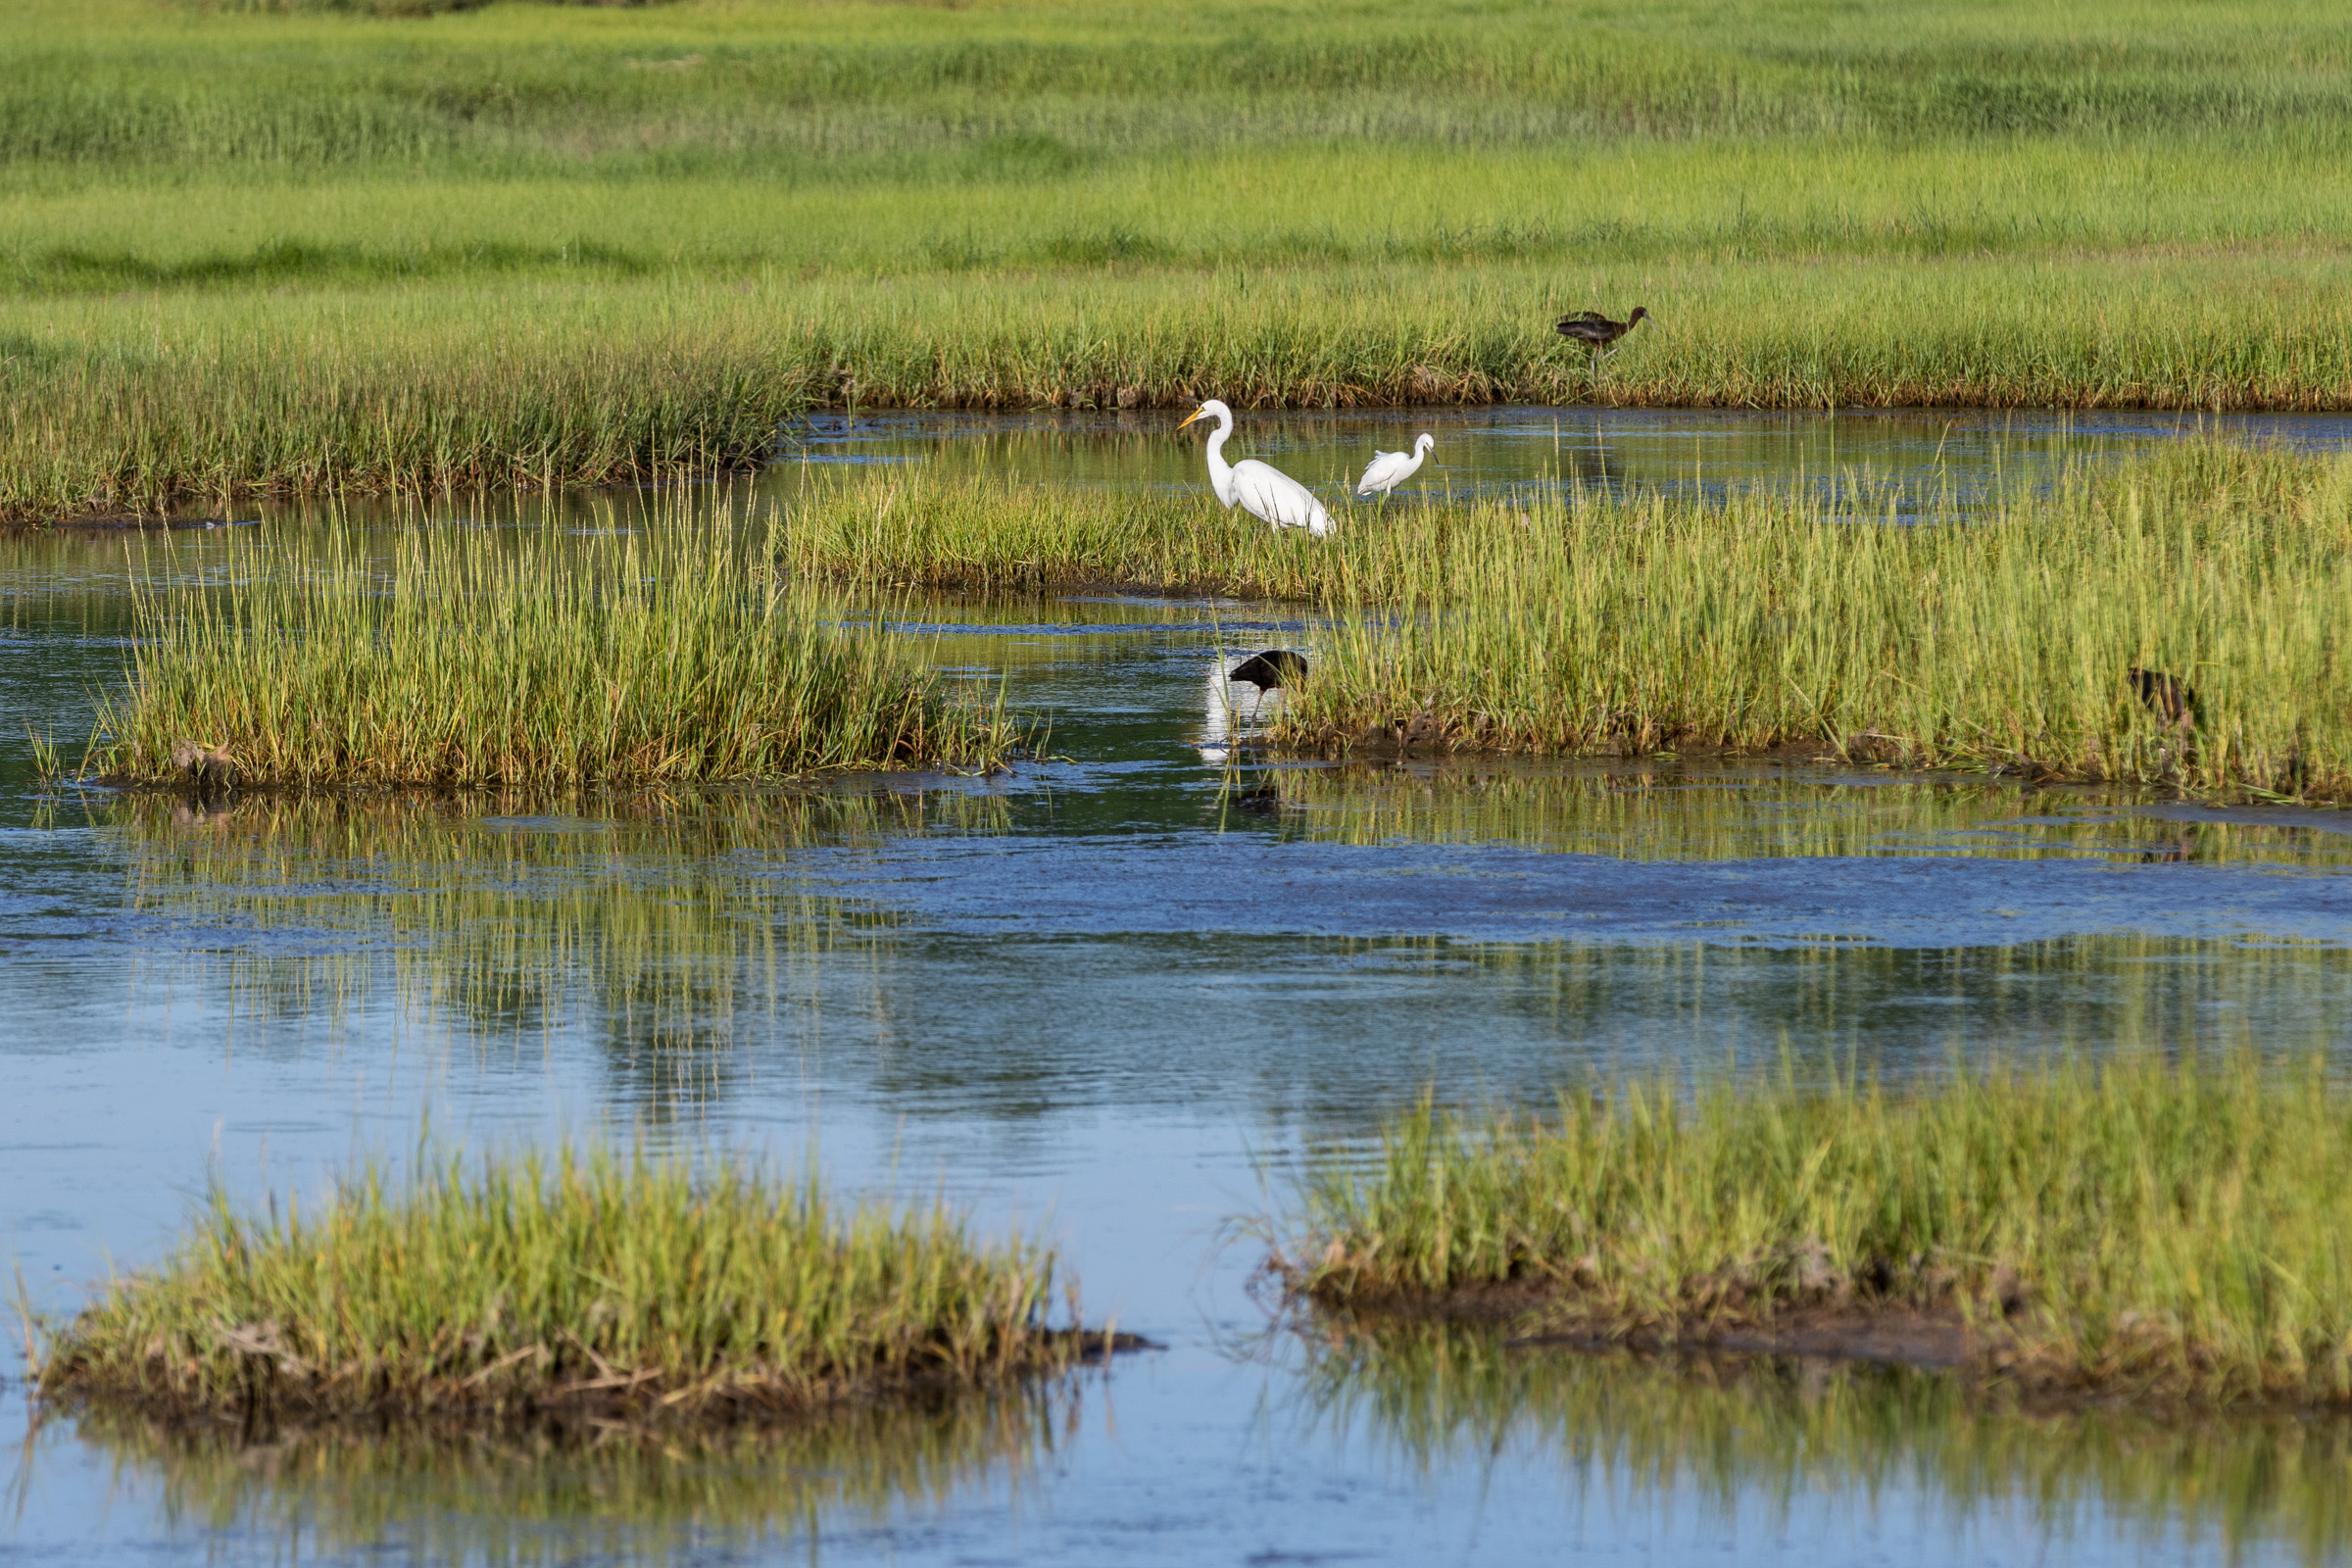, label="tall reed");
[33,1144,1080,1425]
[1289,1050,2352,1403]
[91,507,1019,788]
